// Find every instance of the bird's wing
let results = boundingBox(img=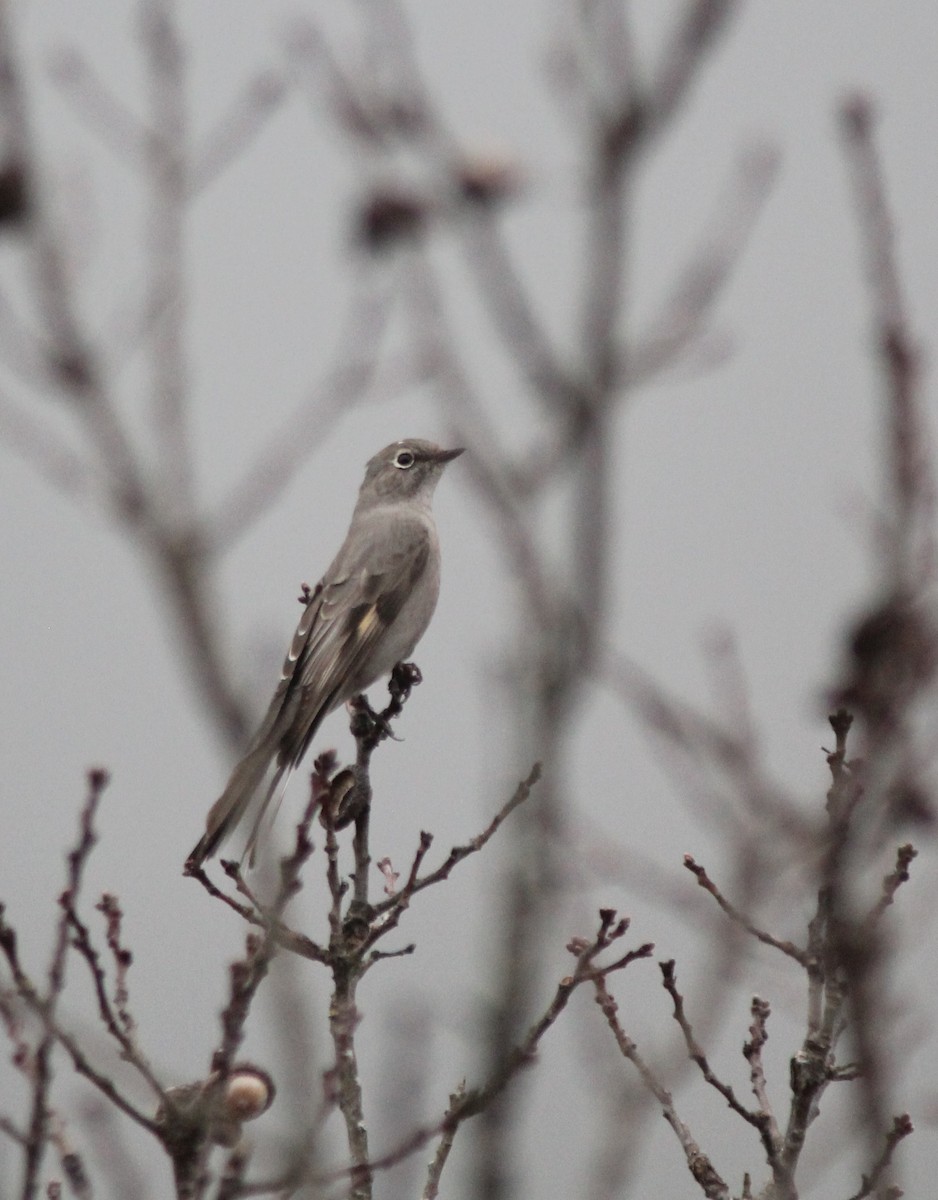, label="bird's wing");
[272,515,431,765]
